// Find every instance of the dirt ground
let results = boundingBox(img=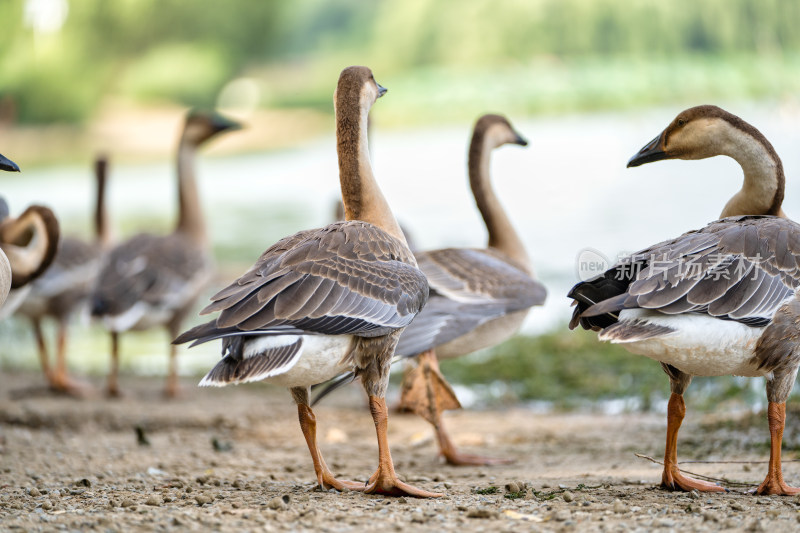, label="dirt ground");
[1,371,800,532]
